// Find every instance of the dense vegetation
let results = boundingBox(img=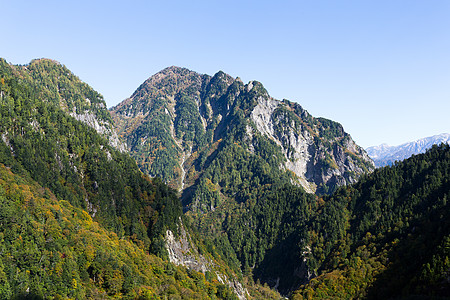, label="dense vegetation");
[208,142,450,297]
[1,58,113,128]
[2,58,449,299]
[291,144,450,299]
[189,134,450,298]
[111,66,373,195]
[0,58,182,254]
[0,163,245,299]
[111,66,398,296]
